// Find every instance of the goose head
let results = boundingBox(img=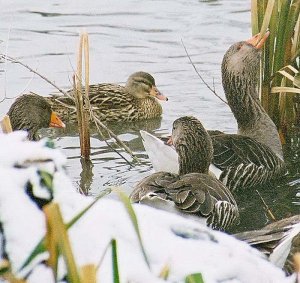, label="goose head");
[222,32,269,103]
[125,71,168,101]
[221,32,273,131]
[7,94,65,141]
[170,116,213,175]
